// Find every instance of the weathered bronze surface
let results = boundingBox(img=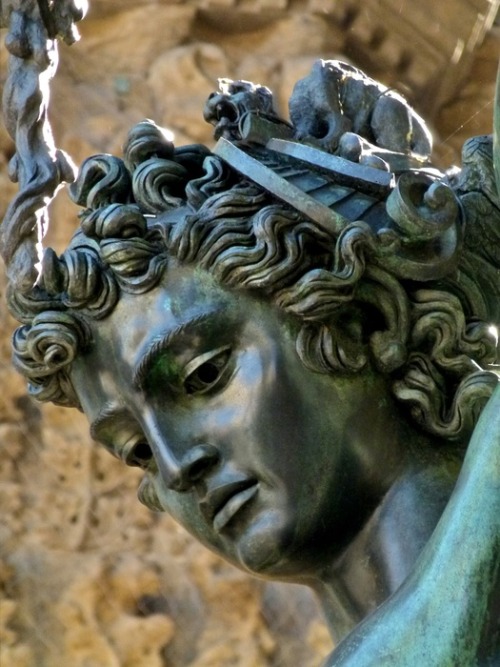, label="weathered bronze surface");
[2,3,500,664]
